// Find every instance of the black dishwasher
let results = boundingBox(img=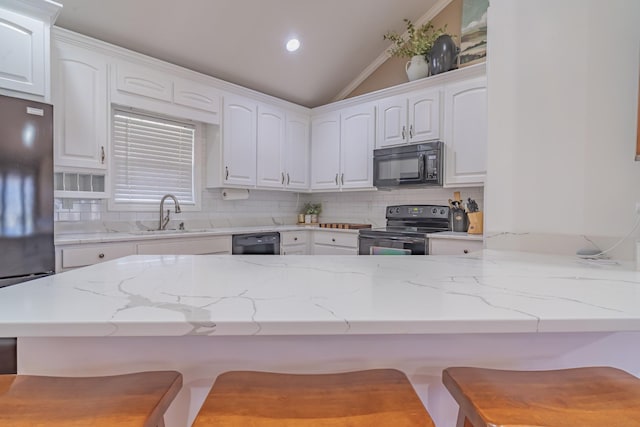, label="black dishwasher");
[232,232,281,255]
